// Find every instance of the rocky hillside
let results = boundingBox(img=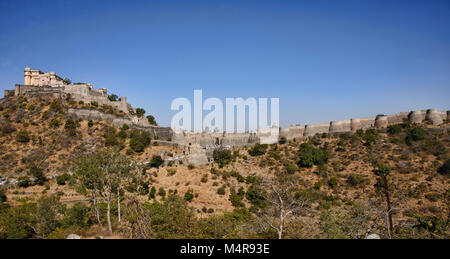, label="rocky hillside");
[0,94,449,239]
